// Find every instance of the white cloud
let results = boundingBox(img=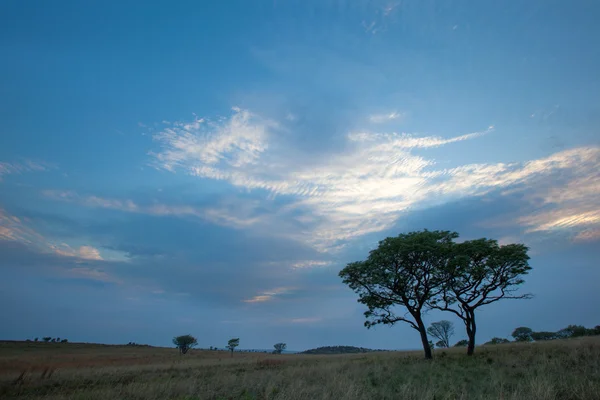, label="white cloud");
[291,260,333,269]
[368,111,405,124]
[0,160,51,181]
[47,107,594,253]
[243,287,293,303]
